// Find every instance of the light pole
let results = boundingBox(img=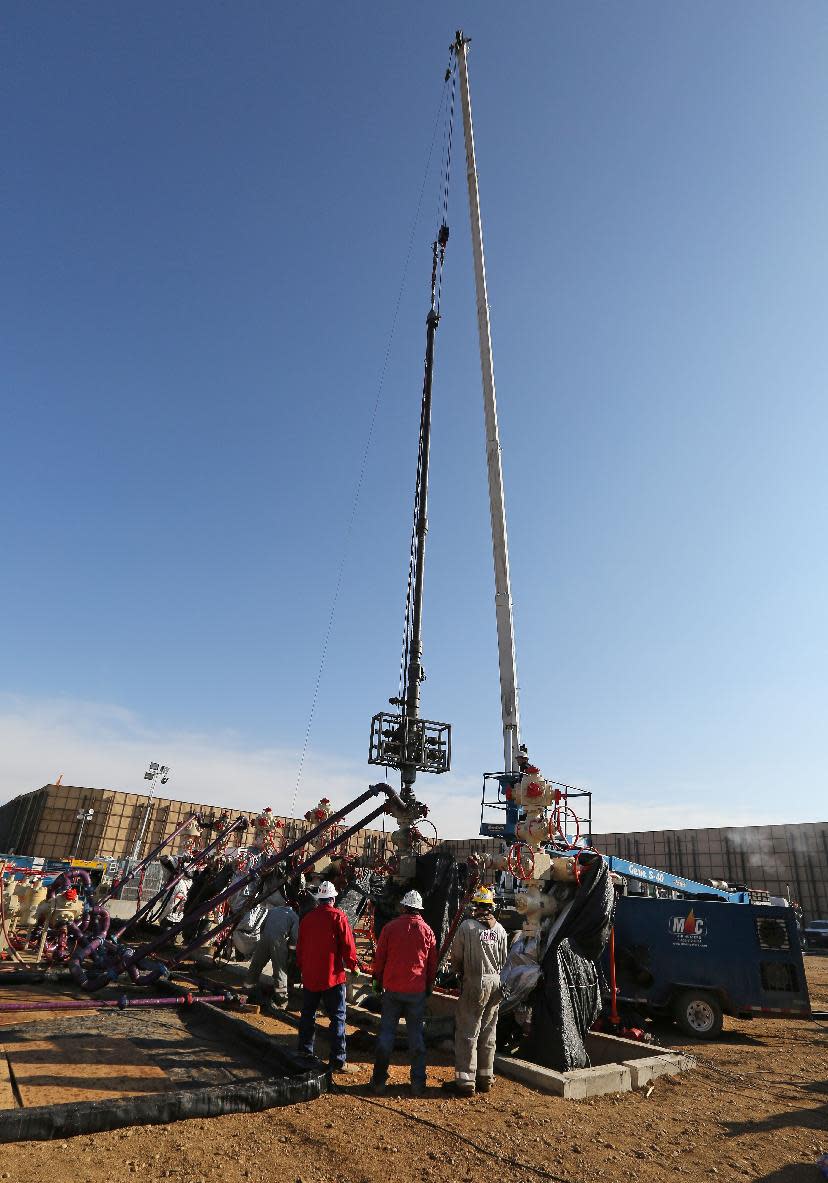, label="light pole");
[72,808,94,858]
[132,761,170,862]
